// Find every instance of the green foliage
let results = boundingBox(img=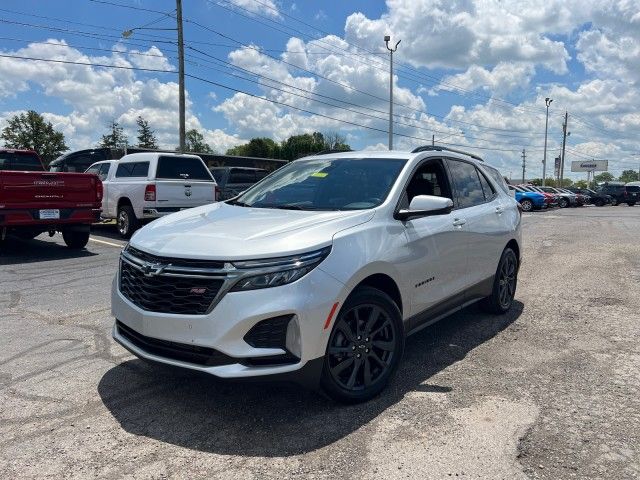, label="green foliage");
[618,169,639,183]
[1,110,68,166]
[184,129,214,153]
[99,121,128,149]
[573,180,588,189]
[594,172,614,183]
[135,116,158,149]
[225,131,351,161]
